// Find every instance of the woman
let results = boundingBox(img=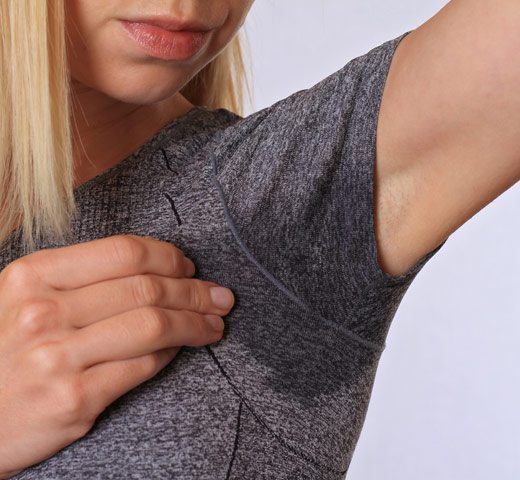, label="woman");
[0,0,518,478]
